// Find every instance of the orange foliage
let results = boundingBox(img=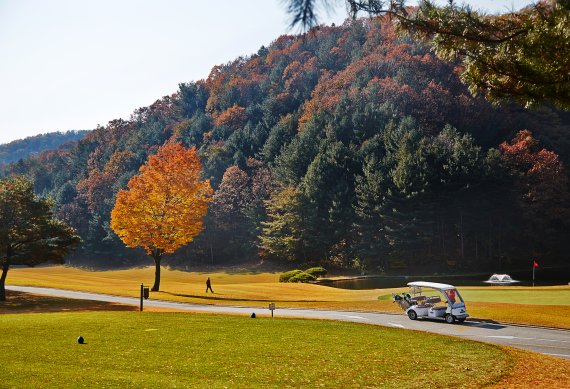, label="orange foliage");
[111,143,213,256]
[213,103,247,130]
